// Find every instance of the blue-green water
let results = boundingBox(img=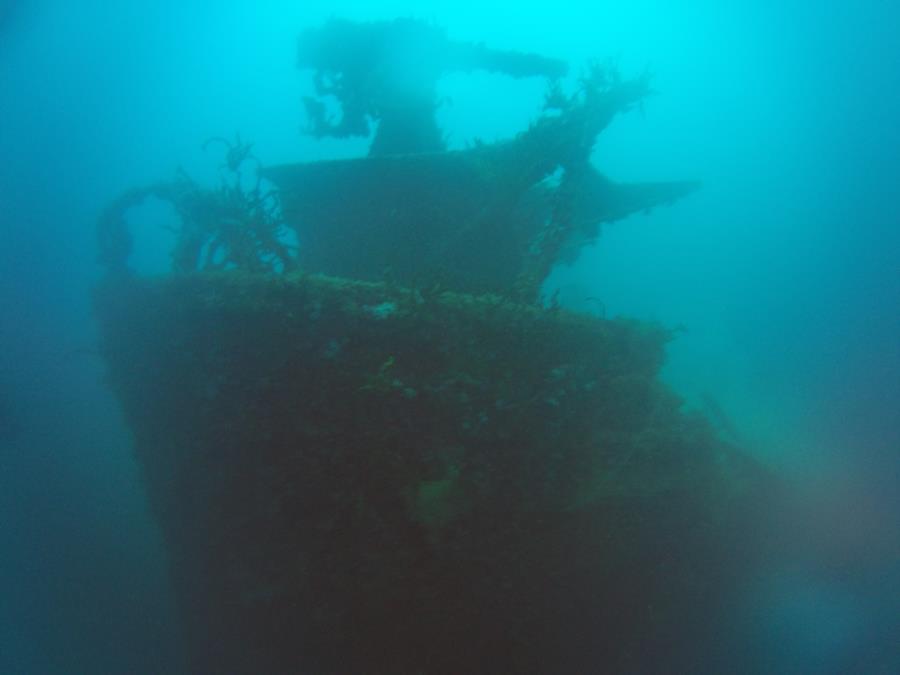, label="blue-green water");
[1,2,897,672]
